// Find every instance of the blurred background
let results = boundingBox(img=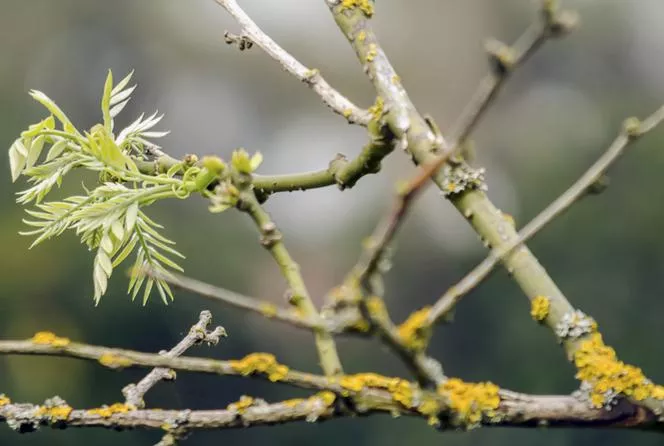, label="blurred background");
[2,0,664,444]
